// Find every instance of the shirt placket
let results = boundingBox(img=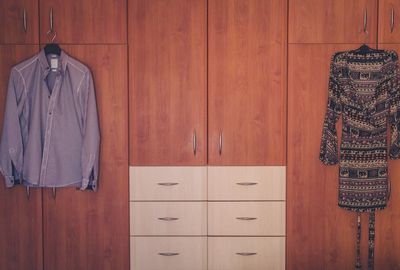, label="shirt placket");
[39,74,62,185]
